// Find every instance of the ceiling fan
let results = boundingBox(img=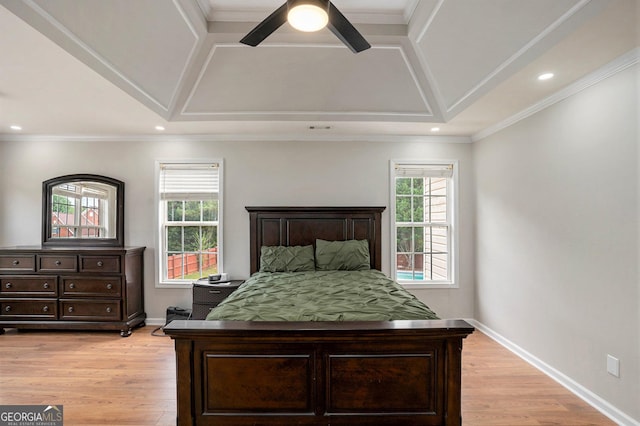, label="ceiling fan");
[240,0,371,53]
